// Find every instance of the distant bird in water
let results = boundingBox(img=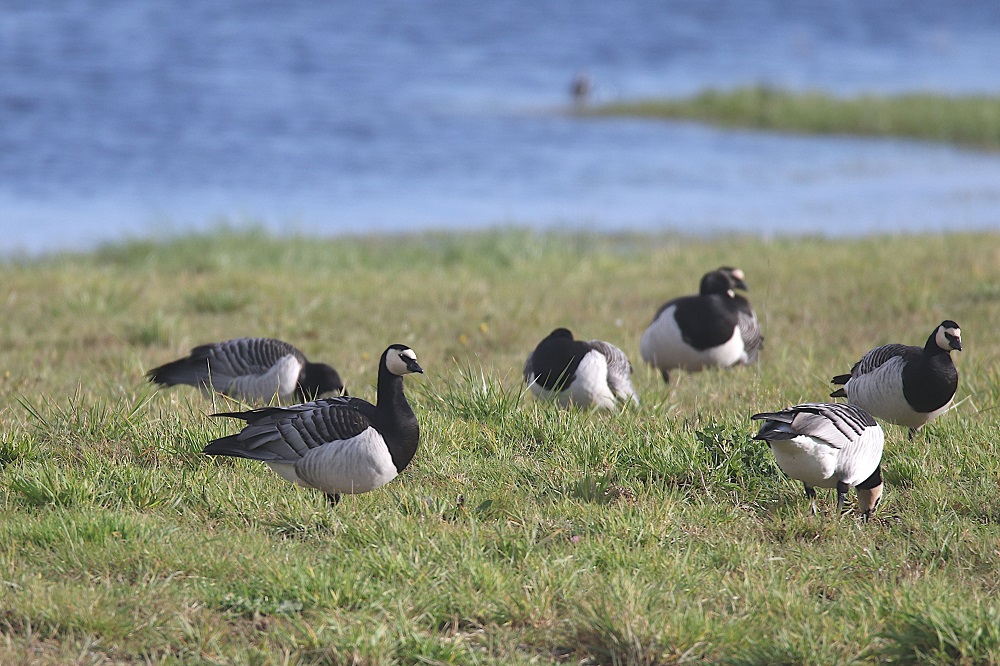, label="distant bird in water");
[147,337,343,404]
[640,266,763,383]
[570,72,592,106]
[524,328,639,409]
[831,320,962,438]
[752,402,884,520]
[204,344,423,507]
